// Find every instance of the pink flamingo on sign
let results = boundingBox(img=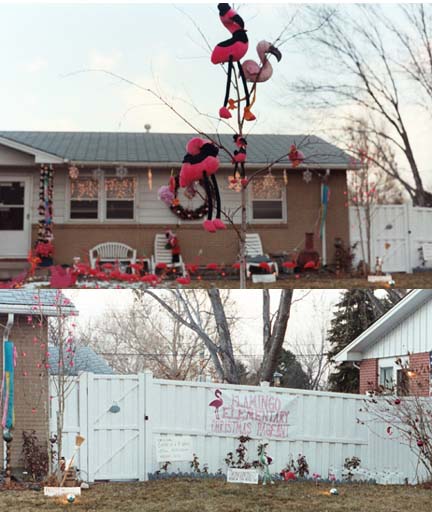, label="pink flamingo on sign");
[209,389,223,419]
